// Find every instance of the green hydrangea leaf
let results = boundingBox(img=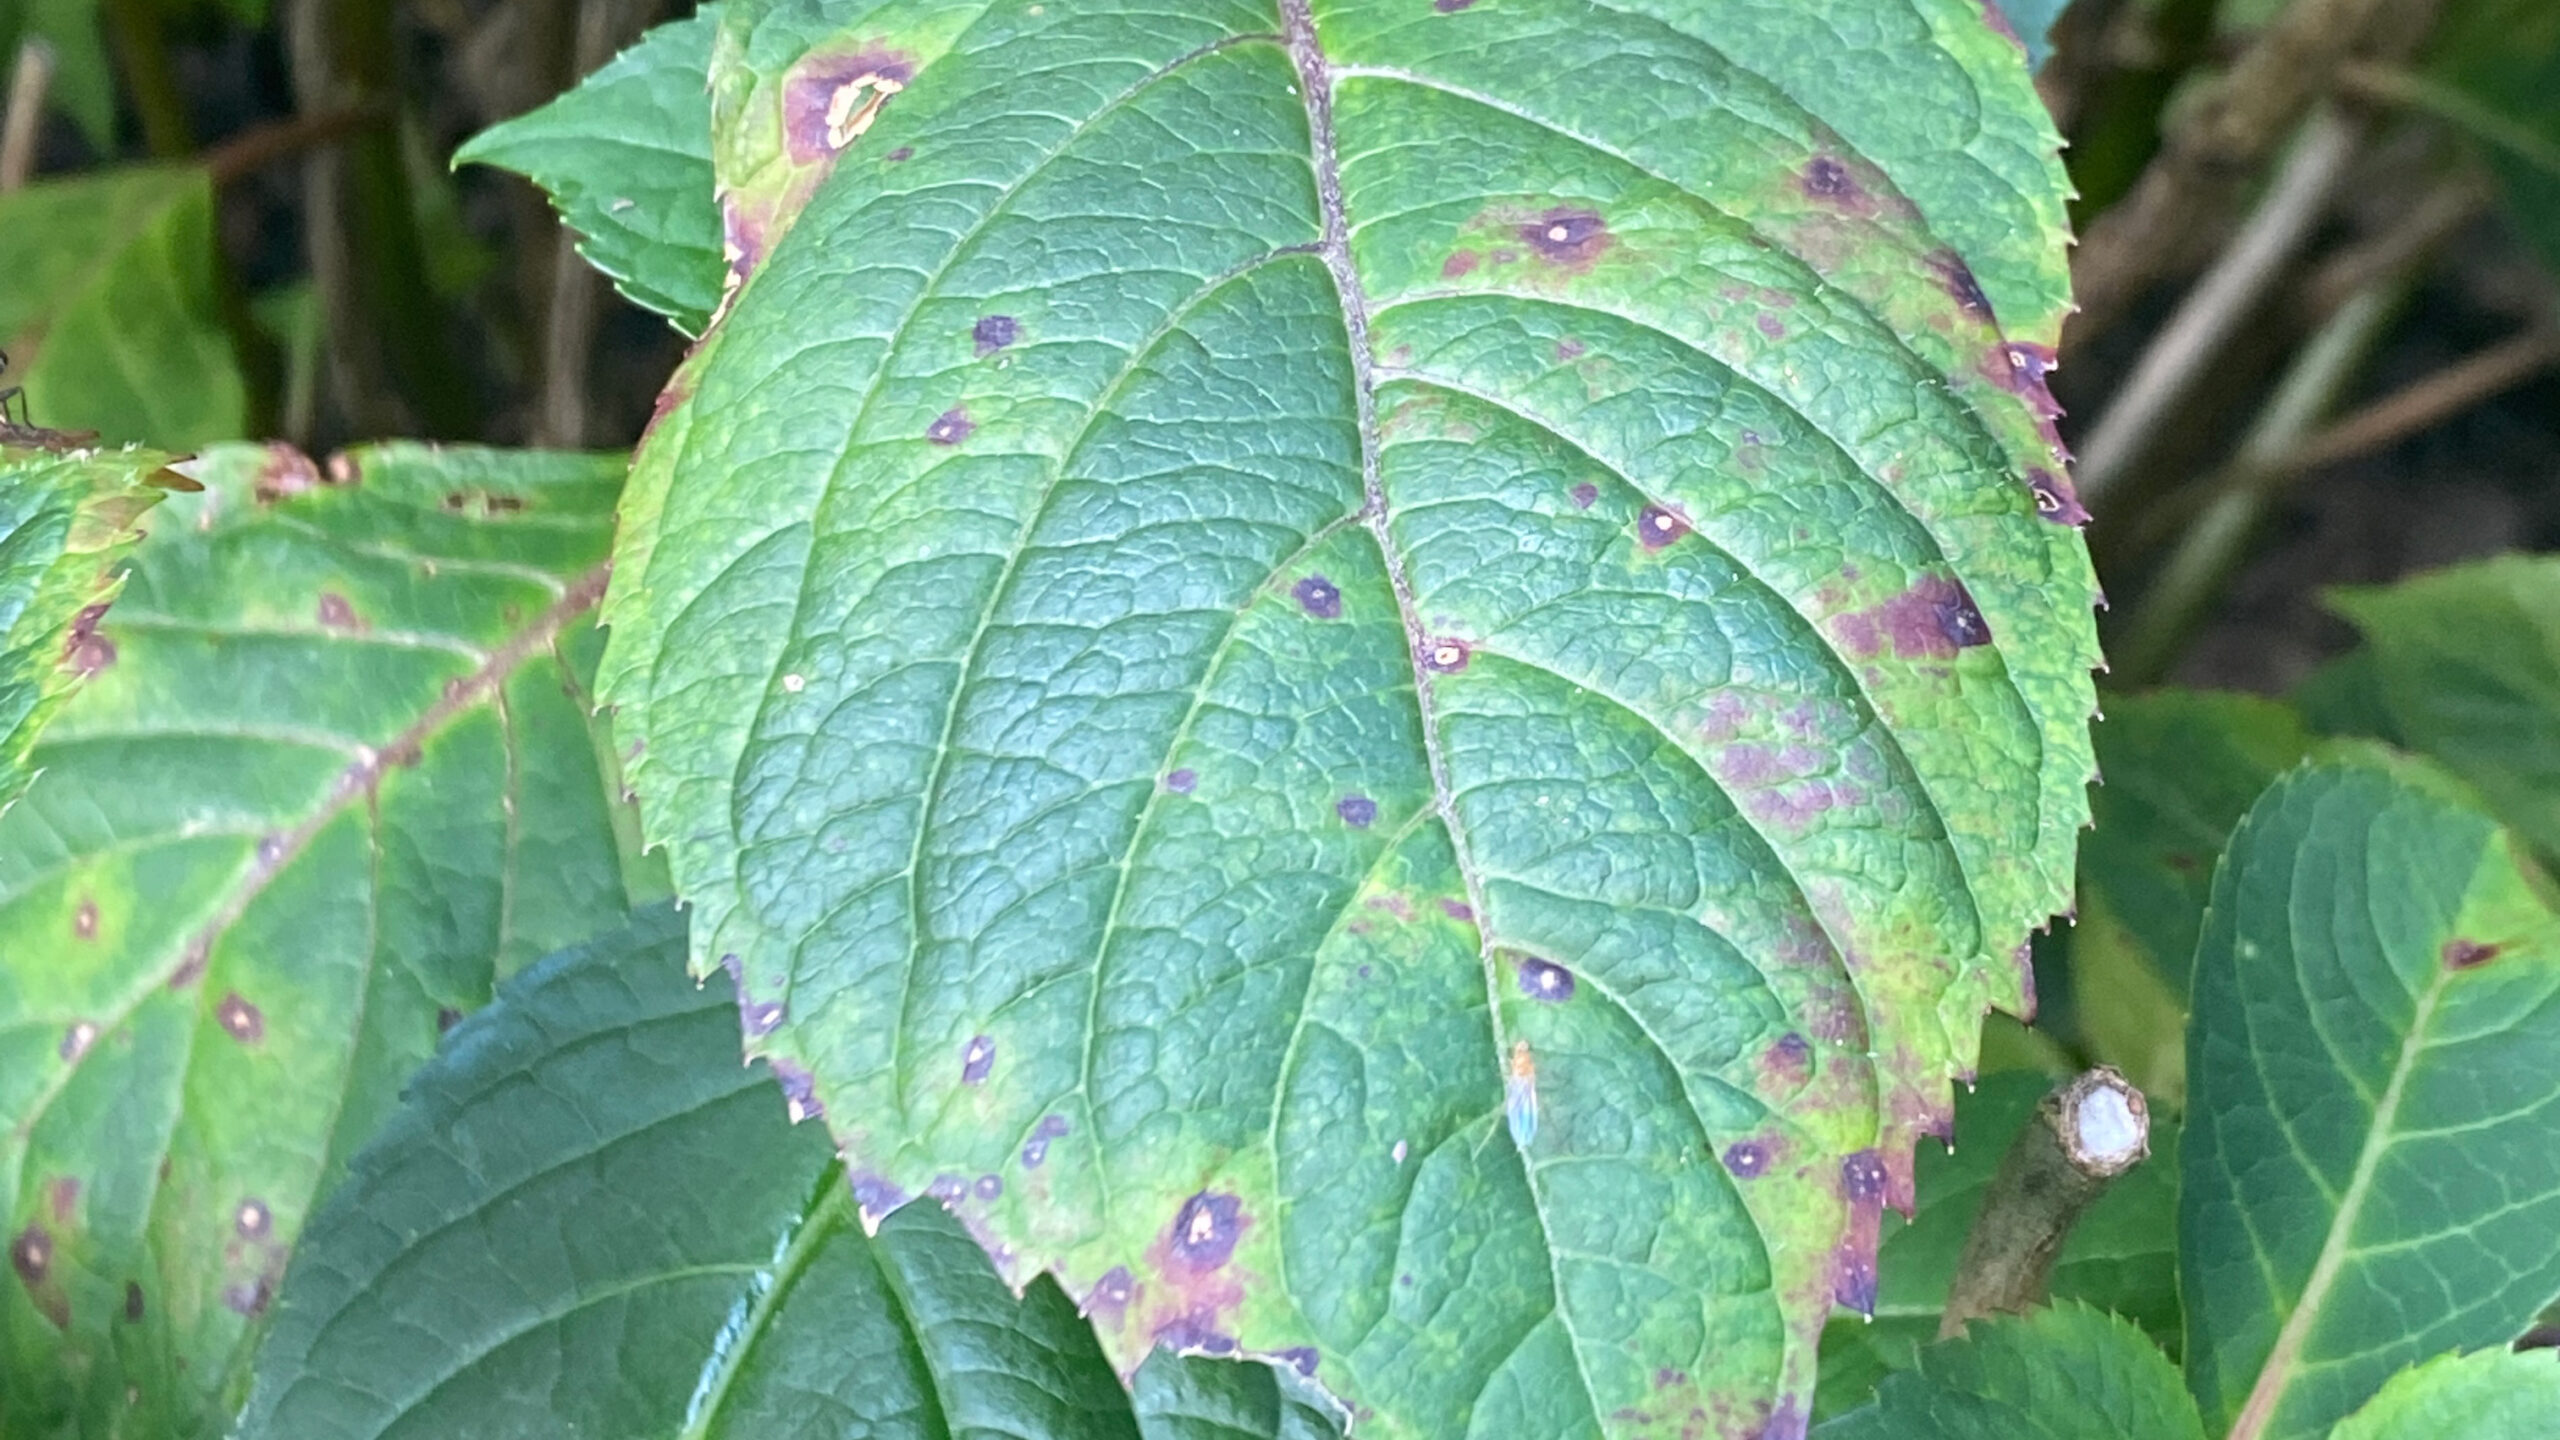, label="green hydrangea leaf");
[455,7,728,336]
[2180,759,2560,1440]
[0,443,651,1439]
[2328,1347,2560,1440]
[602,2,2096,1430]
[0,0,117,146]
[2071,691,2314,1103]
[1813,1070,2182,1422]
[236,907,1340,1440]
[1813,1301,2205,1440]
[2327,556,2560,864]
[0,166,247,450]
[0,443,167,813]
